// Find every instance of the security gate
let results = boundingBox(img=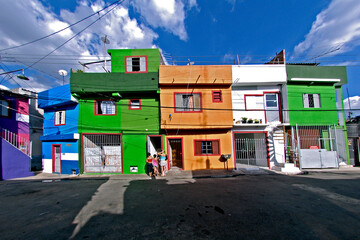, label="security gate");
[83,134,122,173]
[234,133,268,167]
